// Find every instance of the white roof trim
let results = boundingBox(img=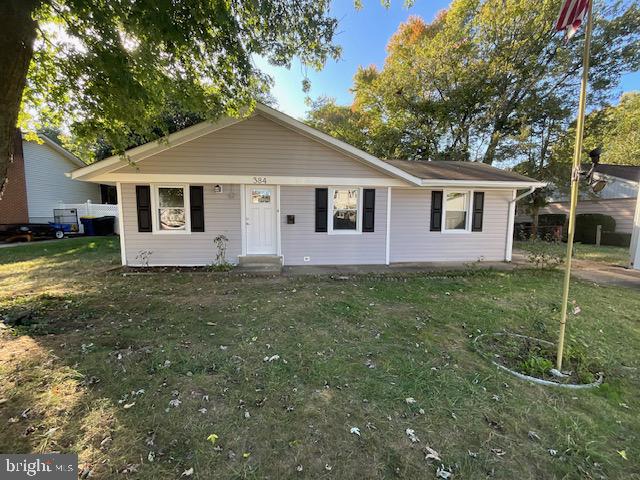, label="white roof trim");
[420,179,546,188]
